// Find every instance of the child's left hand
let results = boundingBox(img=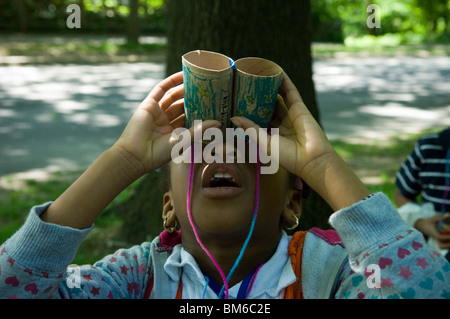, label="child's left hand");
[231,72,371,211]
[231,72,335,188]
